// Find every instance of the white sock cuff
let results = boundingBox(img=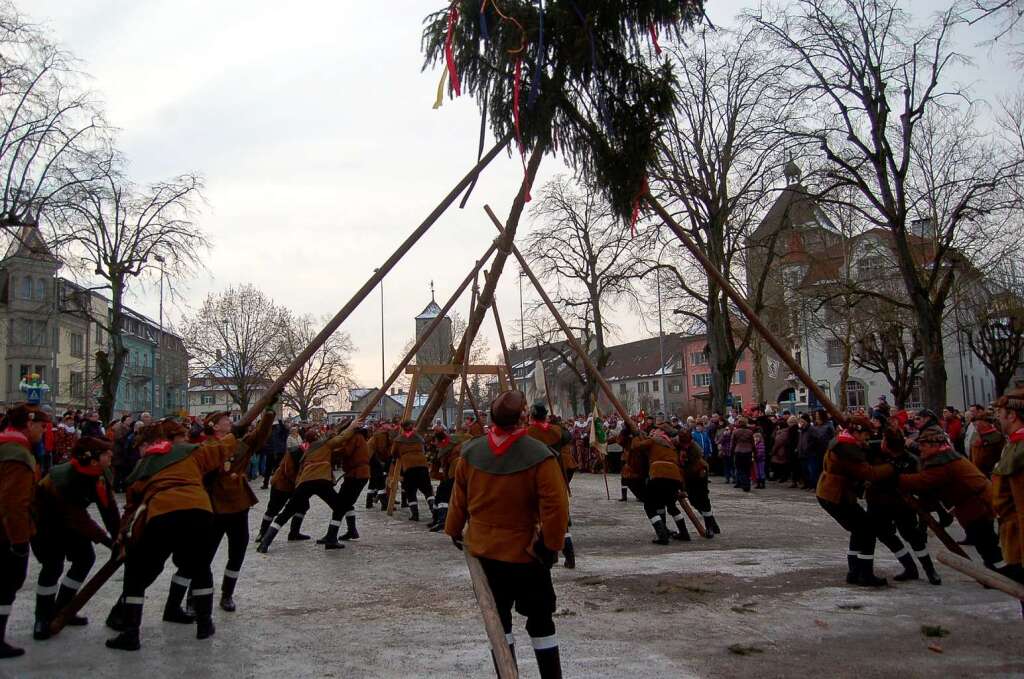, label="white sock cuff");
[409,502,418,507]
[330,520,343,527]
[437,503,449,509]
[37,584,59,596]
[857,554,874,560]
[531,634,558,650]
[701,511,713,518]
[994,560,1008,569]
[61,576,83,590]
[124,596,145,605]
[223,569,240,579]
[344,511,355,518]
[564,533,572,540]
[847,550,859,557]
[293,512,305,519]
[913,549,930,558]
[893,547,909,558]
[191,587,214,597]
[171,575,191,587]
[649,515,663,525]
